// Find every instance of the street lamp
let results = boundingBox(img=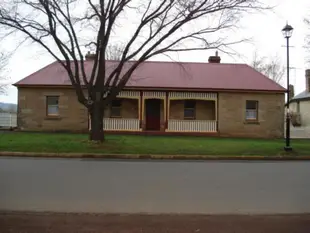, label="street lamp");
[282,23,293,151]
